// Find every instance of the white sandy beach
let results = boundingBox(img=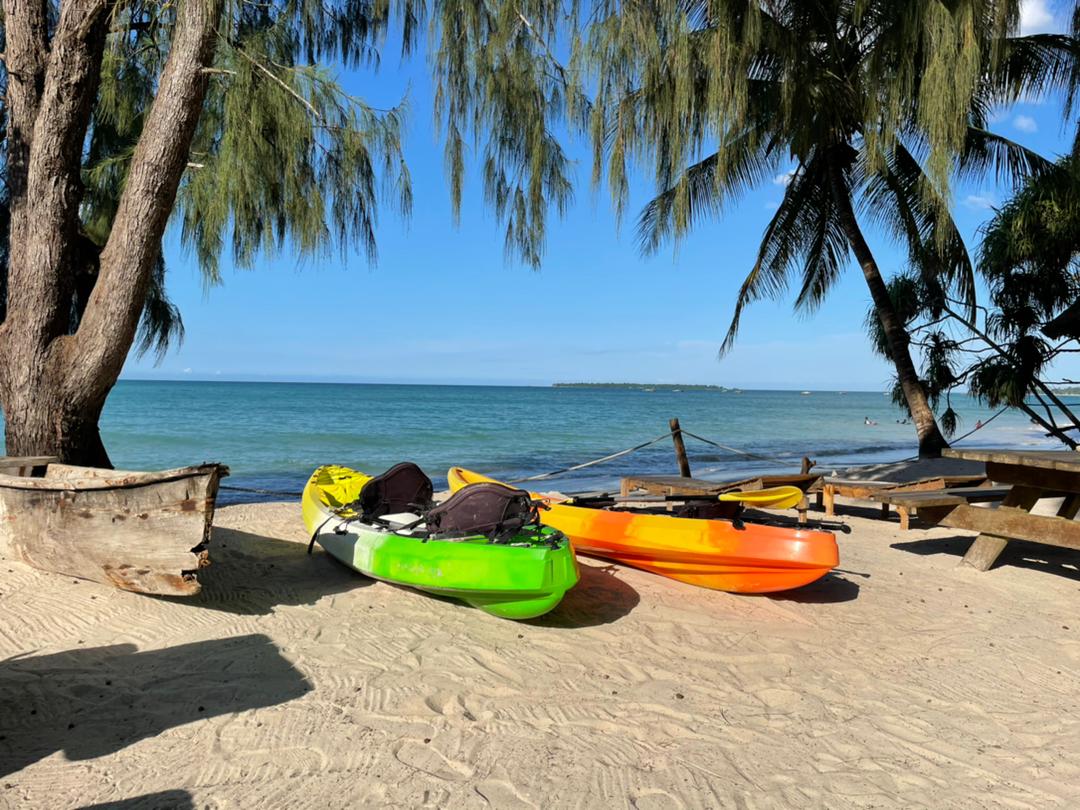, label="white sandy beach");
[2,499,1080,809]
